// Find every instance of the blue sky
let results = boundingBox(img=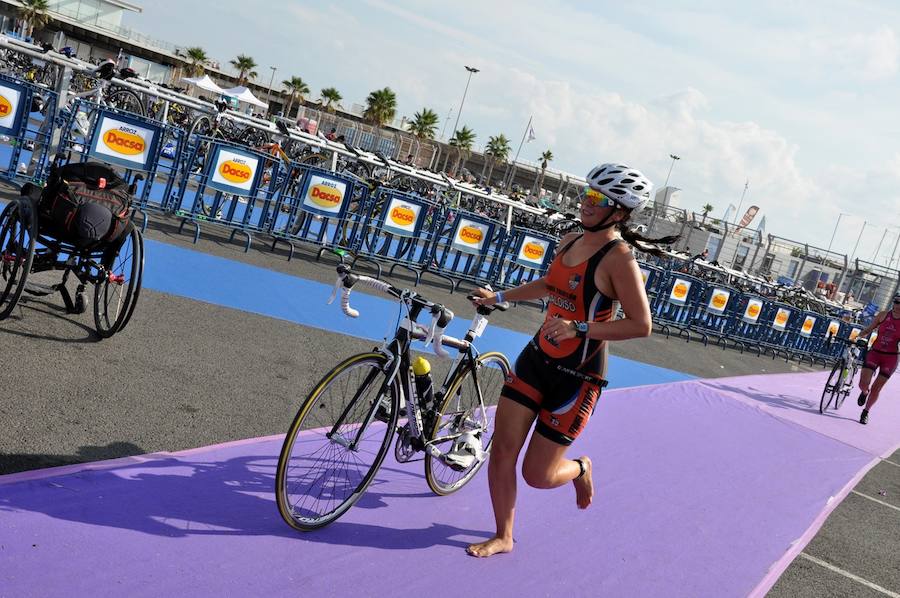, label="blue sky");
[127,1,900,265]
